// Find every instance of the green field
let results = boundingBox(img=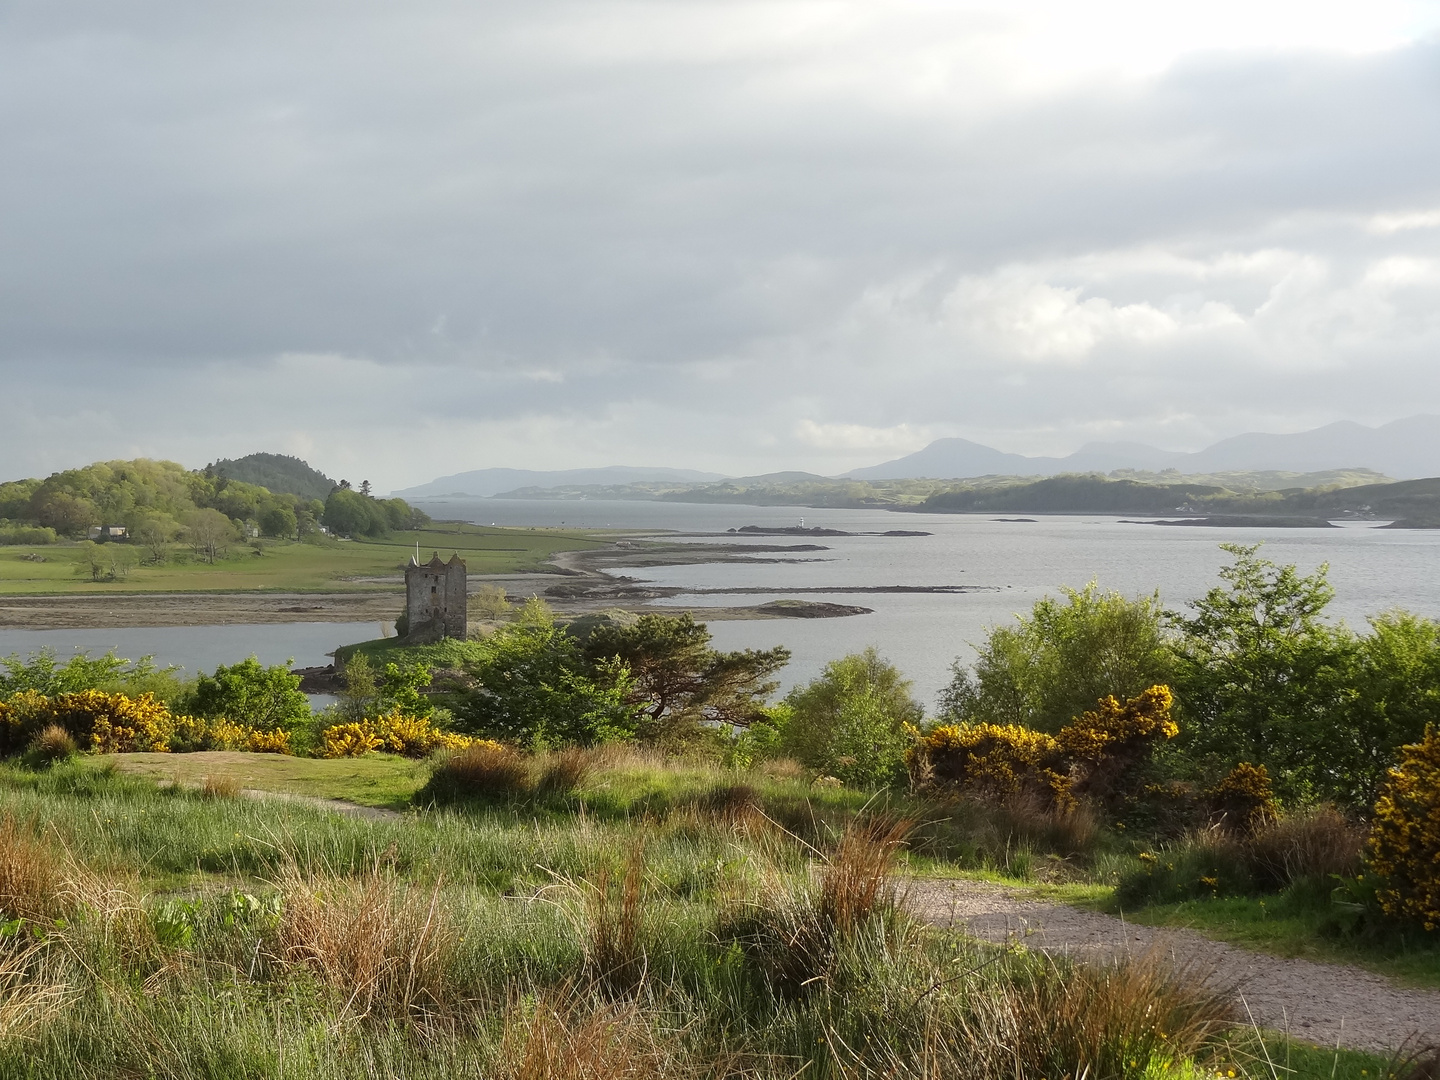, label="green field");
[0,522,611,595]
[99,751,429,810]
